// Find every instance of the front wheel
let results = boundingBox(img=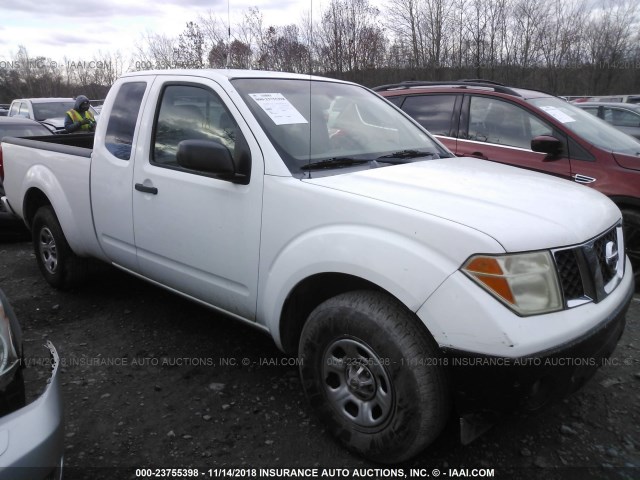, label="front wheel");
[32,206,86,290]
[622,209,640,290]
[299,290,450,463]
